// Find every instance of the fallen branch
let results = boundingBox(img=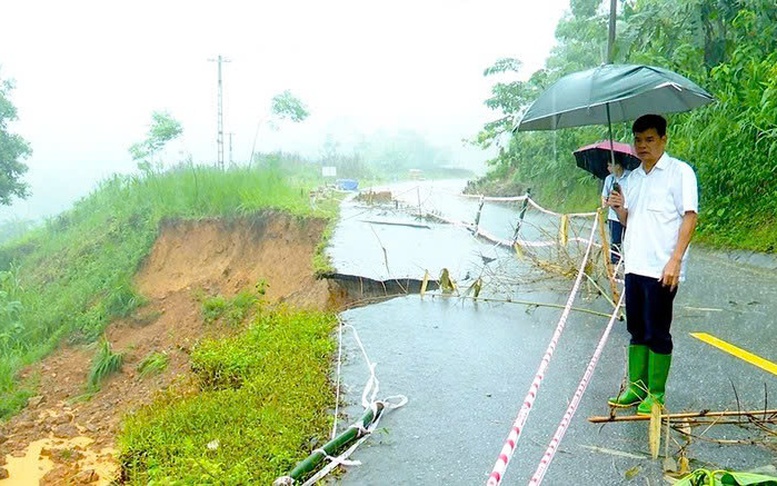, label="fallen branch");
[589,408,777,423]
[426,292,616,319]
